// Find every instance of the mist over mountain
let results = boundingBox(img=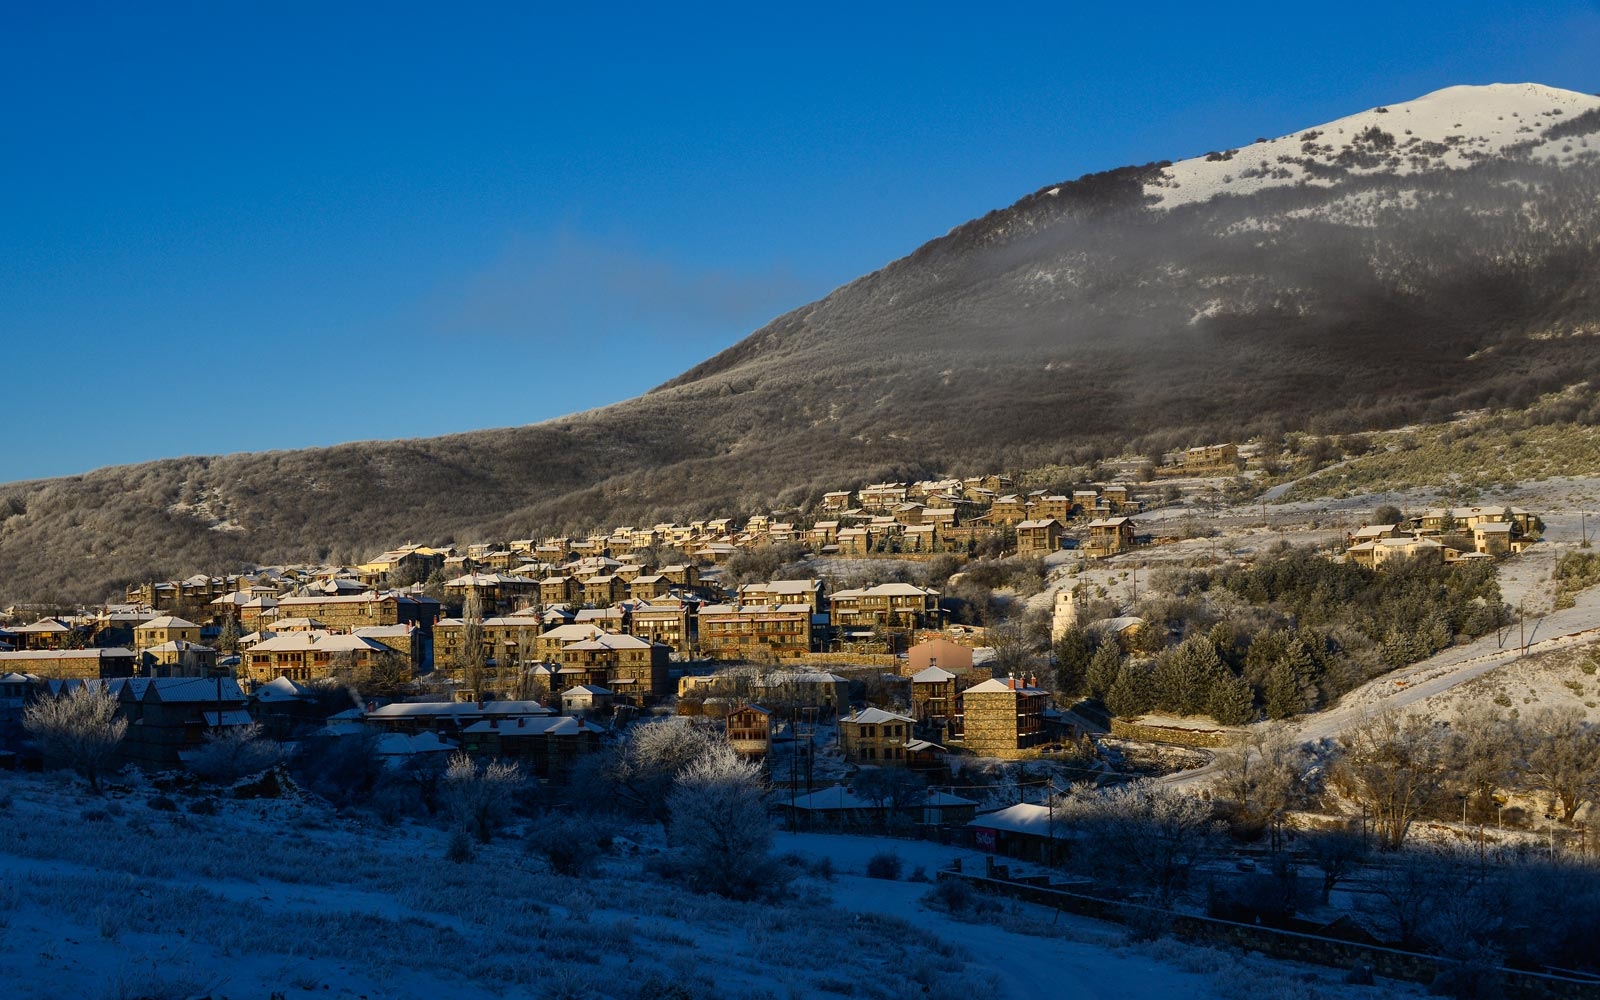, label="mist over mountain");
[5,83,1600,602]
